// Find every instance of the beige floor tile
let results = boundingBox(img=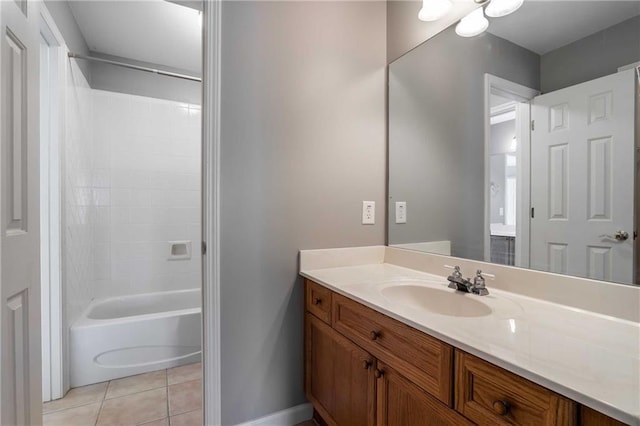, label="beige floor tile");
[167,362,201,385]
[139,418,169,426]
[97,387,167,426]
[168,379,202,416]
[169,409,202,426]
[43,382,108,413]
[43,402,102,426]
[106,370,167,399]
